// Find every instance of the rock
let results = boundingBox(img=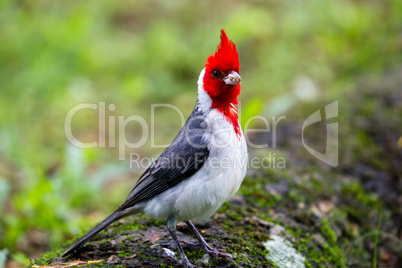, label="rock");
[264,235,306,268]
[160,248,175,258]
[198,254,211,265]
[107,254,120,264]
